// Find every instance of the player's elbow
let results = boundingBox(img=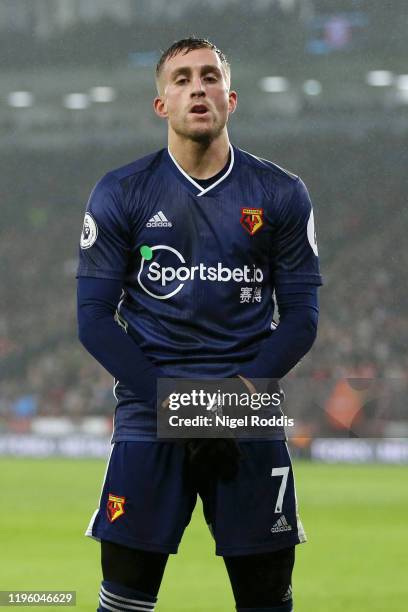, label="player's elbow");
[77,316,92,351]
[281,305,318,360]
[298,307,319,355]
[77,305,99,354]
